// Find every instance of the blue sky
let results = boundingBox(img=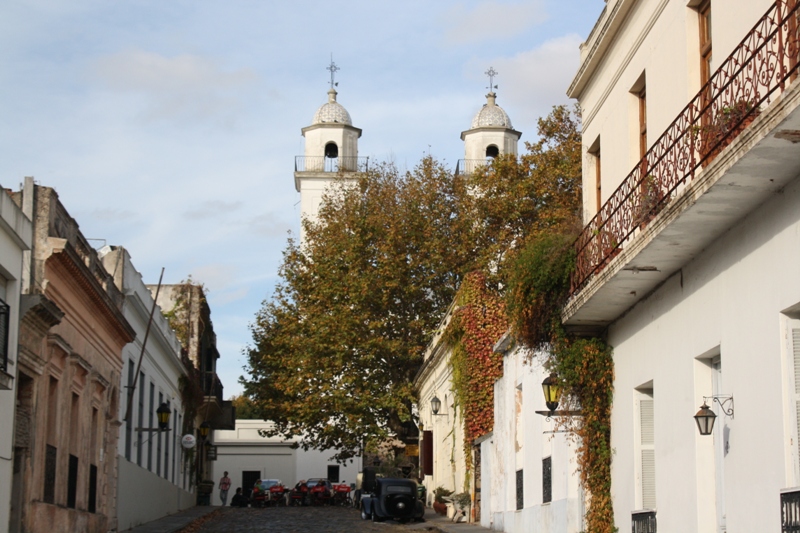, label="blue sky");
[0,0,604,397]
